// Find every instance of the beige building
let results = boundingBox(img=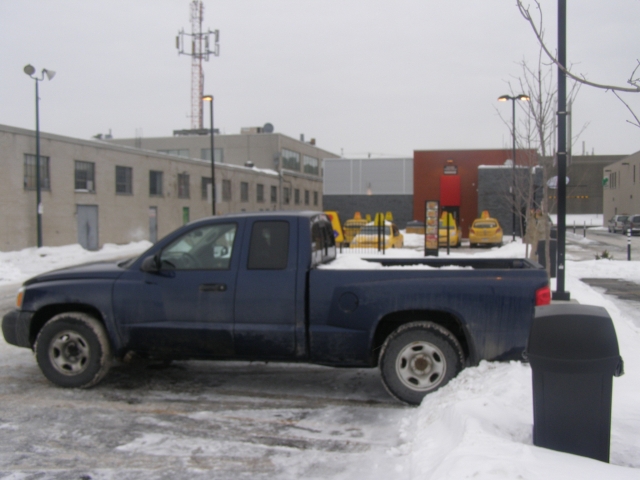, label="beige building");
[603,150,640,221]
[0,124,330,251]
